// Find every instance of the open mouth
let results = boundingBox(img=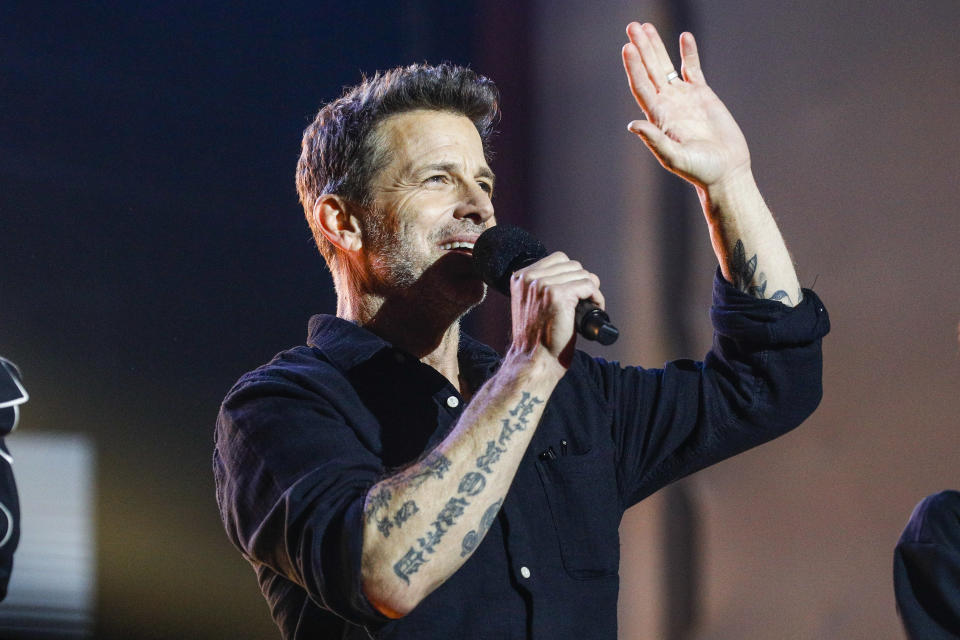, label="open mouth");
[438,240,475,253]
